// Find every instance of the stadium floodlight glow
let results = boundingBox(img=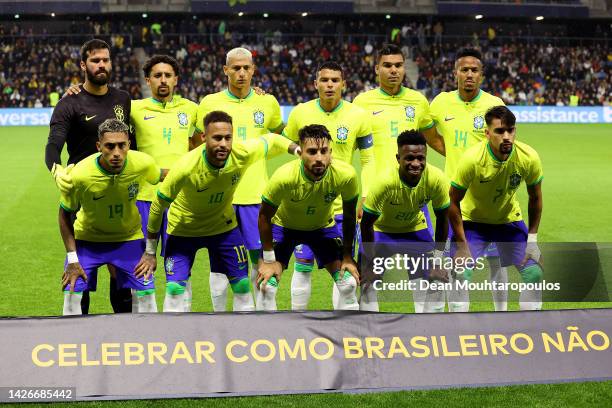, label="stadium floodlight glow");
[142,13,148,18]
[475,14,483,20]
[192,15,197,20]
[238,12,244,17]
[51,12,56,17]
[301,12,308,17]
[14,14,19,19]
[386,14,391,20]
[263,13,269,18]
[536,16,544,21]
